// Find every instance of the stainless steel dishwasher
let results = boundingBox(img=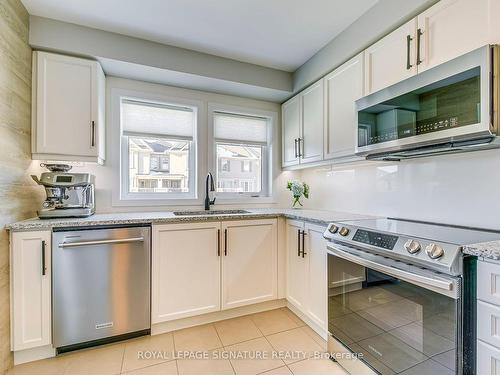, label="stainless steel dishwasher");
[52,225,151,352]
